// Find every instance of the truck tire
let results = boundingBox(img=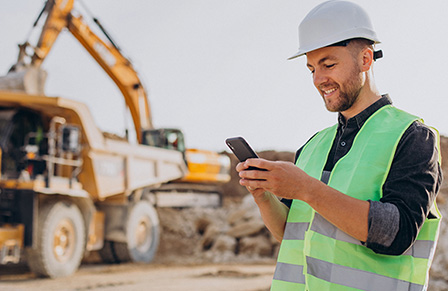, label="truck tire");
[114,200,160,263]
[26,201,86,278]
